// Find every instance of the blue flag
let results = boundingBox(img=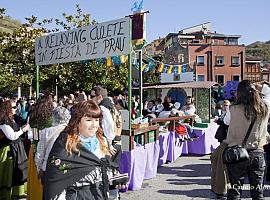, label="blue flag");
[131,0,144,12]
